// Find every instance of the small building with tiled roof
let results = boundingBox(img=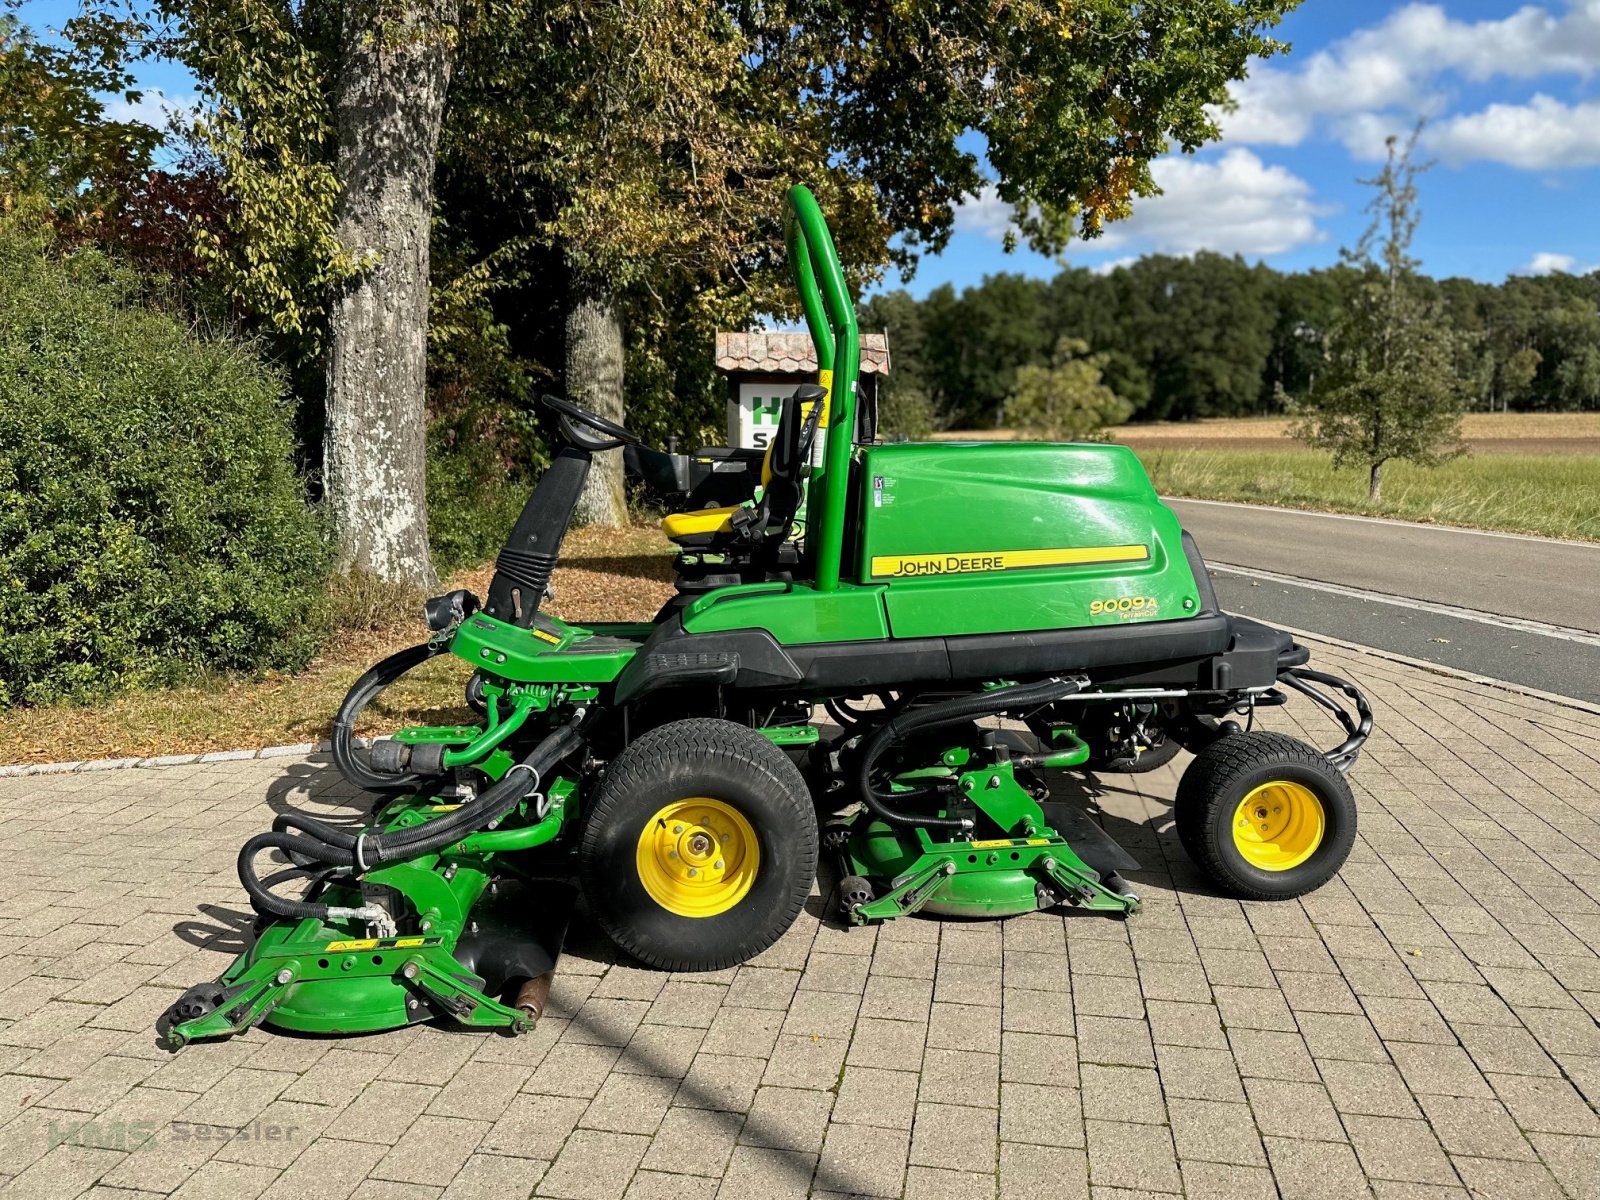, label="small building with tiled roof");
[714,330,890,449]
